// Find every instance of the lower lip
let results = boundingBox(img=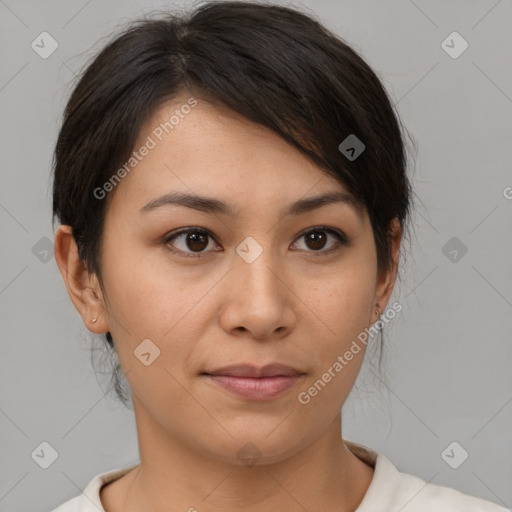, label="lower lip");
[206,375,303,401]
